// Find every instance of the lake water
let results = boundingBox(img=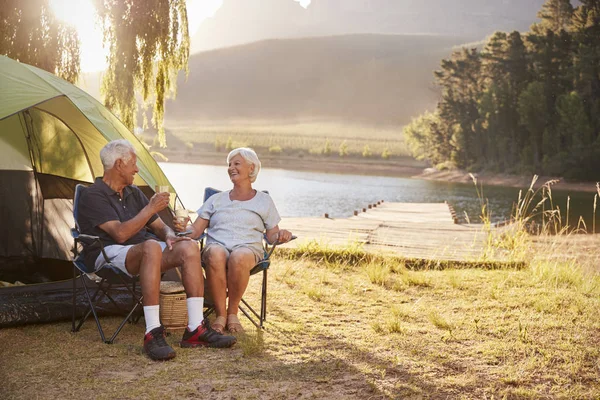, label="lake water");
[160,163,599,227]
